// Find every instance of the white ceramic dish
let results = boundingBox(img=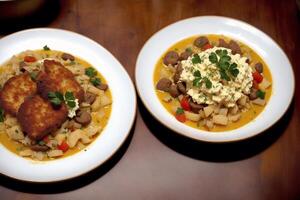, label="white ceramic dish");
[135,16,294,142]
[0,28,136,182]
